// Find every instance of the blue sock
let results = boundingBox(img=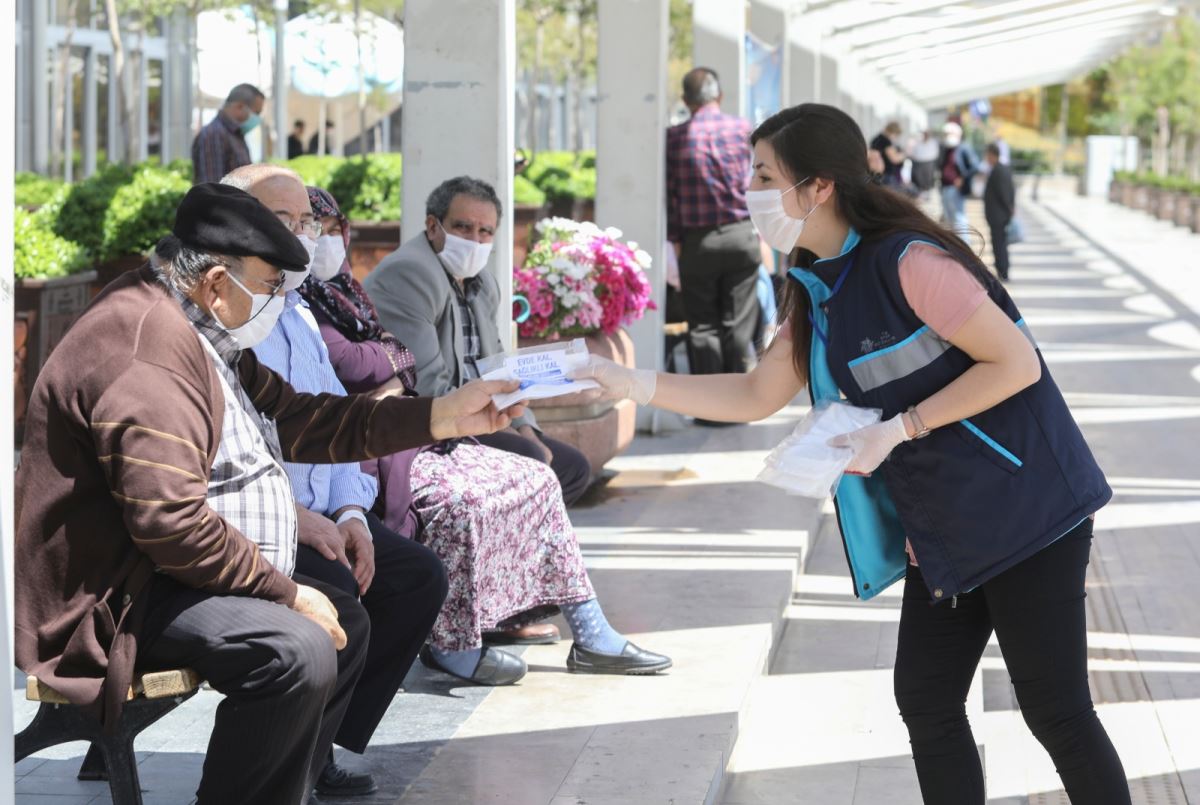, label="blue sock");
[561,598,626,655]
[430,646,481,679]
